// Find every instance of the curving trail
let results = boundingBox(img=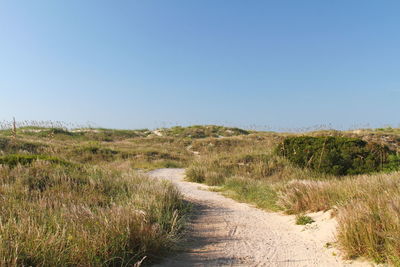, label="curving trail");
[149,169,371,267]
